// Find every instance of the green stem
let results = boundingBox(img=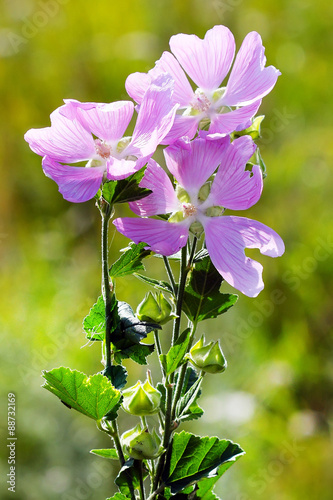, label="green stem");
[171,321,198,421]
[137,461,146,500]
[110,420,126,466]
[171,245,188,346]
[141,415,148,429]
[163,256,177,295]
[101,203,114,369]
[154,330,166,379]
